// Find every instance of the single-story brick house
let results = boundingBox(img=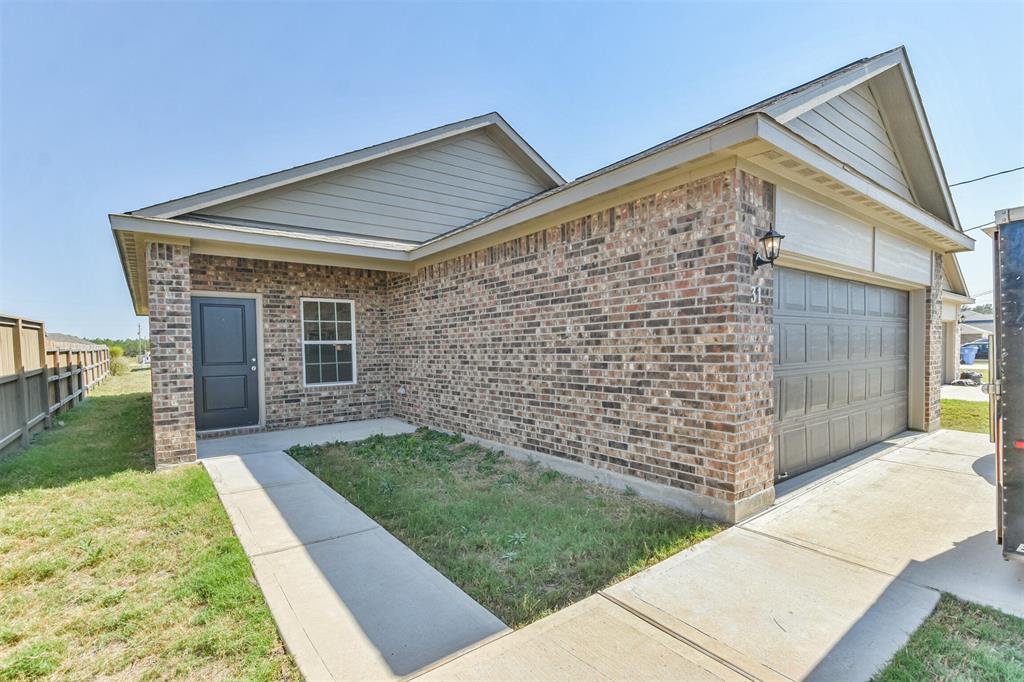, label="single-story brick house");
[112,47,973,522]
